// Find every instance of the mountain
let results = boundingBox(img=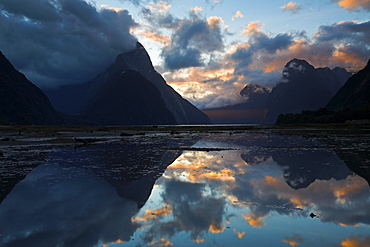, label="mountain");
[45,43,211,125]
[266,58,351,123]
[81,70,176,125]
[240,83,270,106]
[326,59,370,111]
[0,51,63,125]
[202,83,270,124]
